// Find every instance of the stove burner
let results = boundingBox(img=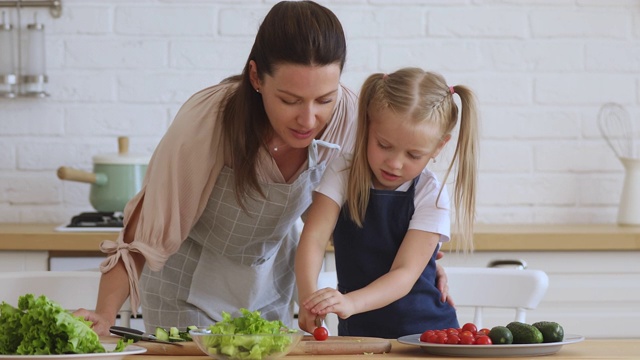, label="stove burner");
[68,212,124,228]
